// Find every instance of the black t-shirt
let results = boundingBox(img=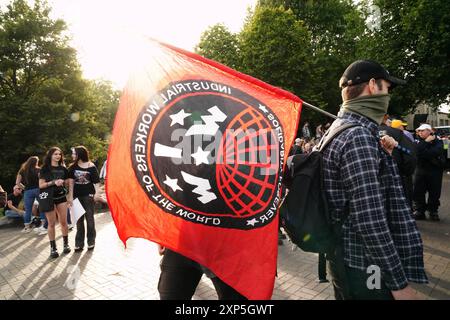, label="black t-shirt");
[19,168,40,190]
[68,163,100,198]
[39,165,69,198]
[5,193,22,211]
